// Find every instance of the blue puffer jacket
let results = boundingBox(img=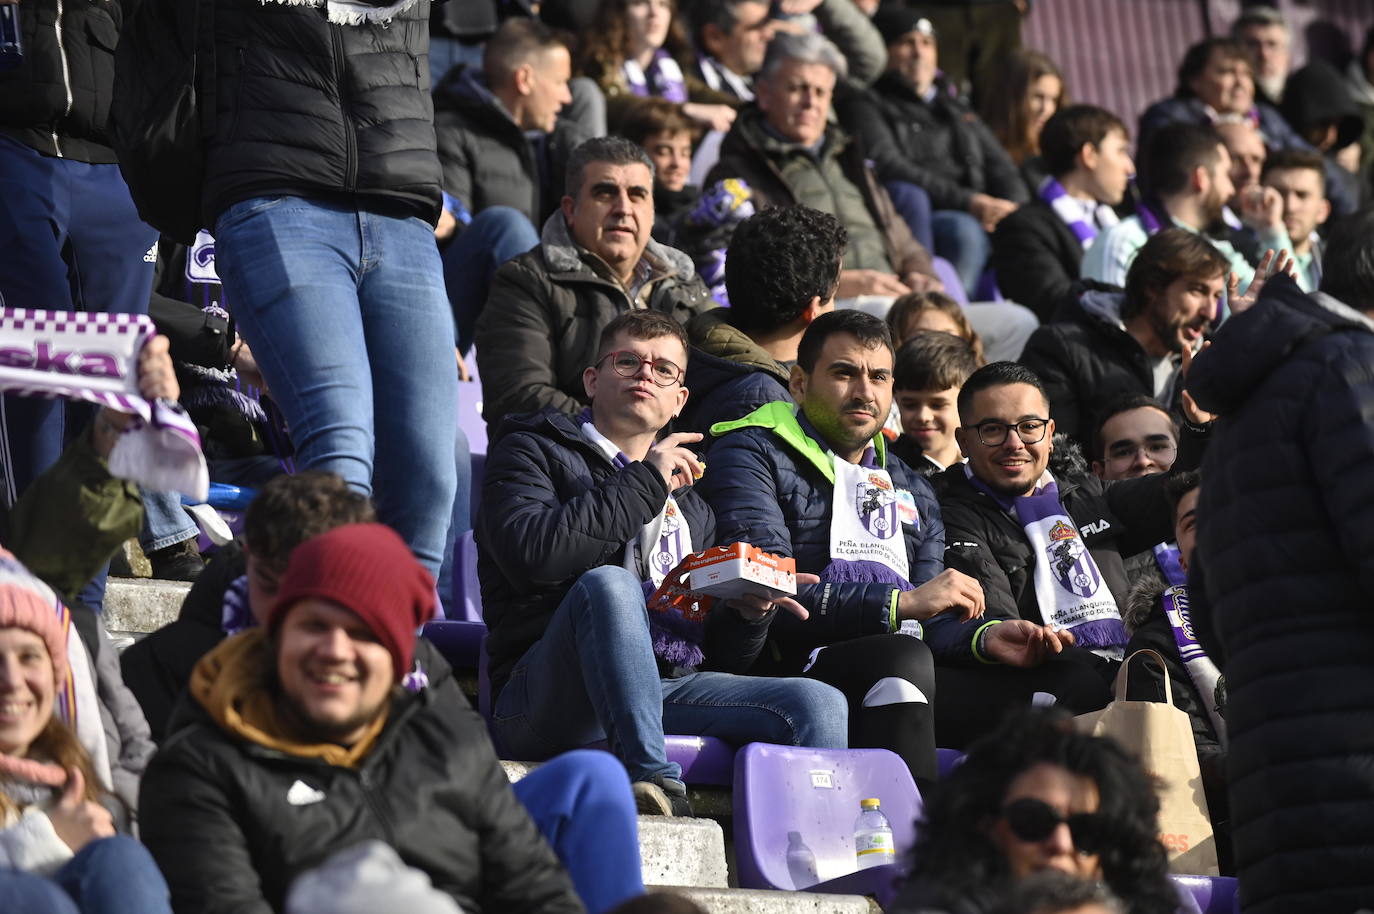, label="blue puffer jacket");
[697,402,946,659]
[1187,273,1374,914]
